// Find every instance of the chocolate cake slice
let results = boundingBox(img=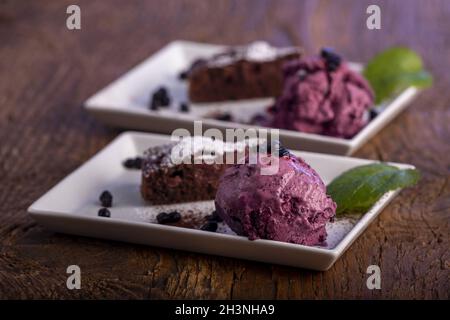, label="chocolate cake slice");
[141,137,263,204]
[185,41,302,103]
